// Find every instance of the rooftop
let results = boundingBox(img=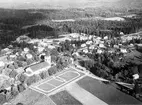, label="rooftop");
[29,62,49,72]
